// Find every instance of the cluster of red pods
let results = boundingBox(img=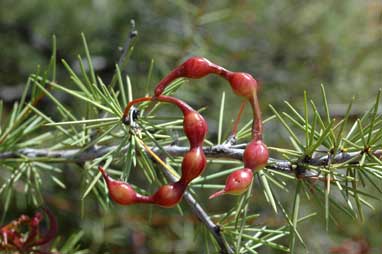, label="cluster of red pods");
[0,208,57,253]
[99,57,269,207]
